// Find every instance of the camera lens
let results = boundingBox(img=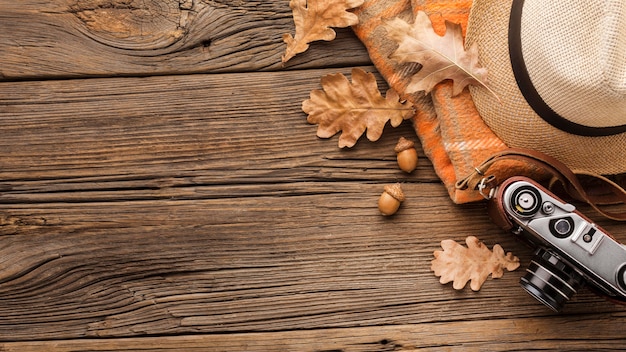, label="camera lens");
[520,248,585,312]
